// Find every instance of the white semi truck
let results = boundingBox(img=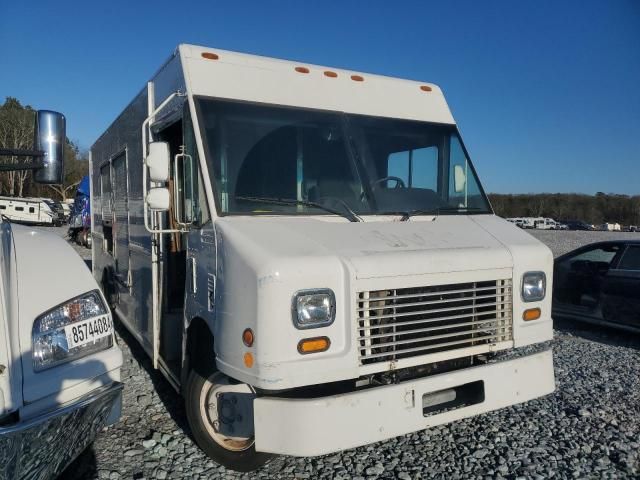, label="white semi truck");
[91,44,555,471]
[0,111,123,480]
